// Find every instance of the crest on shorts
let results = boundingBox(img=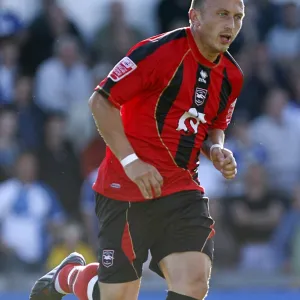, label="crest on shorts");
[102,250,114,268]
[195,88,208,106]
